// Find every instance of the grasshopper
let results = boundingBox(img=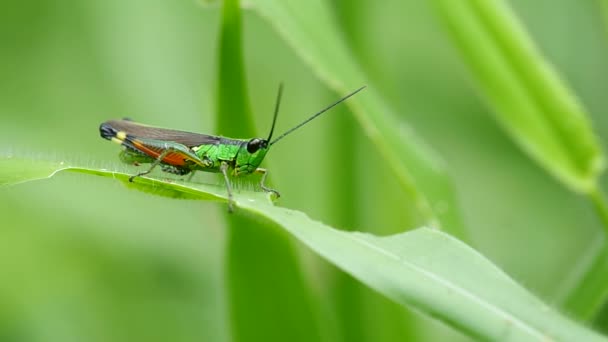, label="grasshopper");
[100,85,365,211]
